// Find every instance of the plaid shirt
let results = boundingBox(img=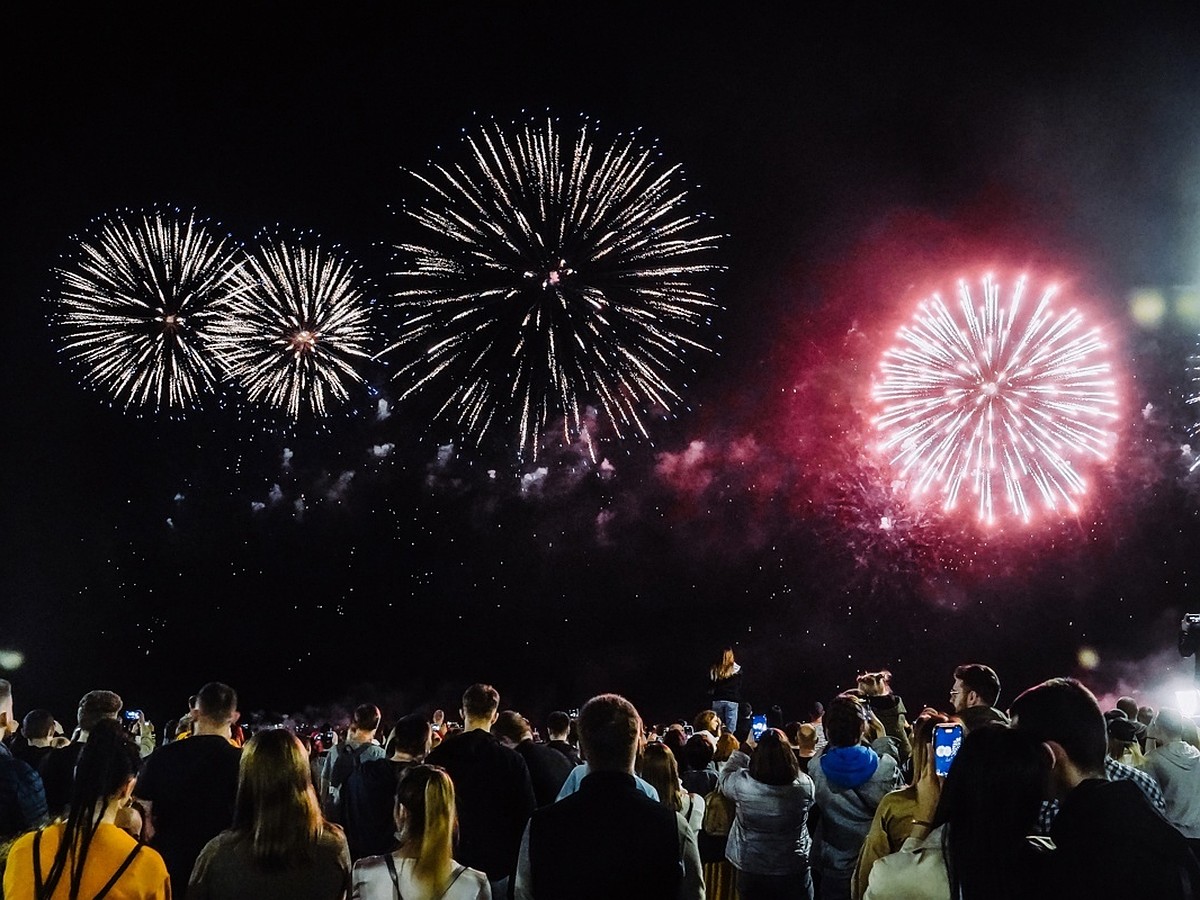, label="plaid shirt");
[0,741,48,836]
[1036,756,1166,834]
